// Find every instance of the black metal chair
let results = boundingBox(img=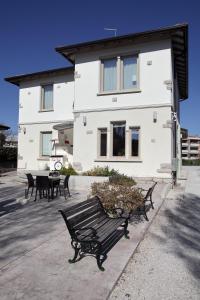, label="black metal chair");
[25,173,35,197]
[34,176,51,202]
[50,178,61,199]
[59,175,70,199]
